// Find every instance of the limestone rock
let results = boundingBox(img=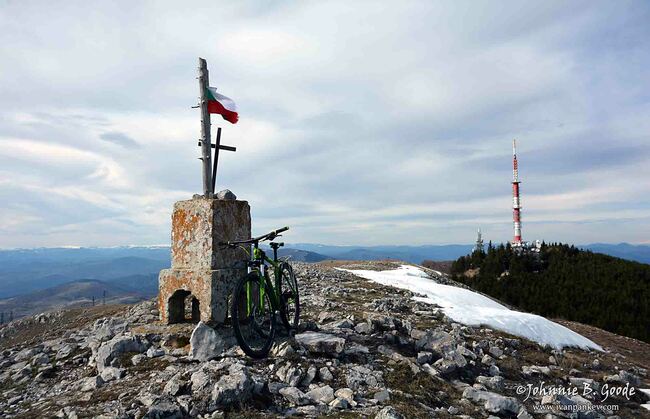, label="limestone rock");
[145,399,182,419]
[375,406,404,419]
[318,311,337,323]
[131,354,147,366]
[94,335,147,371]
[190,368,213,393]
[346,365,381,390]
[417,330,457,356]
[31,353,50,366]
[421,363,440,378]
[279,386,312,406]
[276,363,304,386]
[164,373,185,396]
[354,322,372,334]
[189,322,225,361]
[295,332,345,355]
[373,389,390,402]
[80,375,104,392]
[334,388,356,407]
[147,346,165,358]
[319,367,333,382]
[481,354,495,365]
[416,351,433,365]
[305,385,335,404]
[446,349,468,368]
[100,366,125,382]
[11,365,31,382]
[456,344,476,359]
[216,189,236,200]
[300,365,317,387]
[521,365,551,376]
[476,375,504,392]
[433,358,457,374]
[327,318,355,329]
[211,364,253,407]
[14,347,41,362]
[489,365,500,376]
[488,346,503,358]
[463,387,521,415]
[33,365,55,381]
[605,370,641,386]
[367,314,397,332]
[329,397,349,409]
[56,344,76,360]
